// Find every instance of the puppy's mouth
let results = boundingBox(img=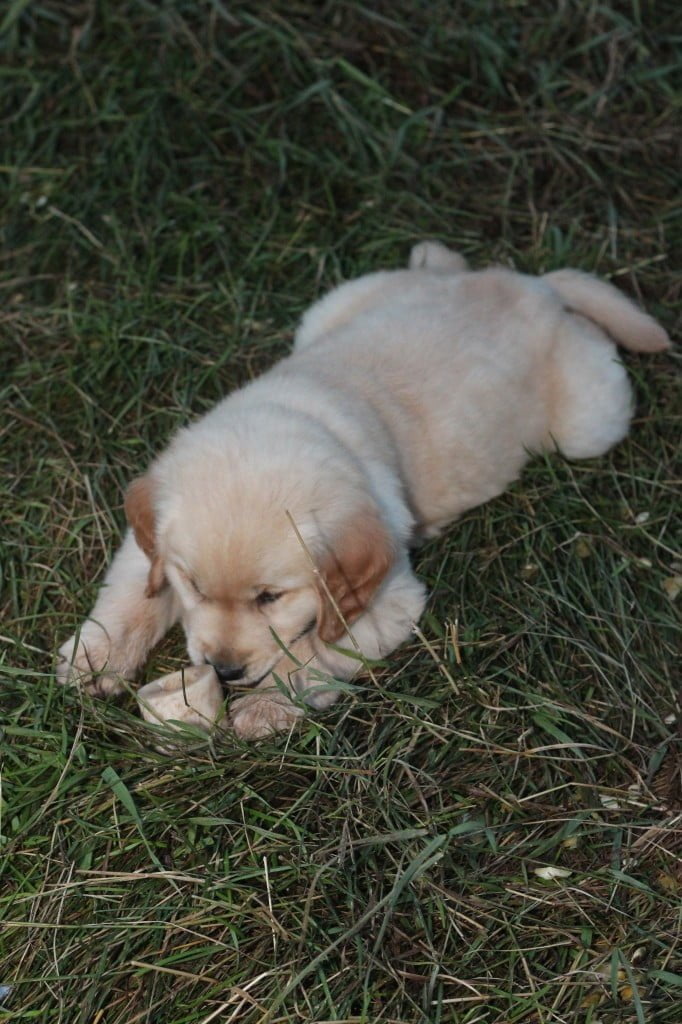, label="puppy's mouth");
[225,666,274,691]
[221,618,317,691]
